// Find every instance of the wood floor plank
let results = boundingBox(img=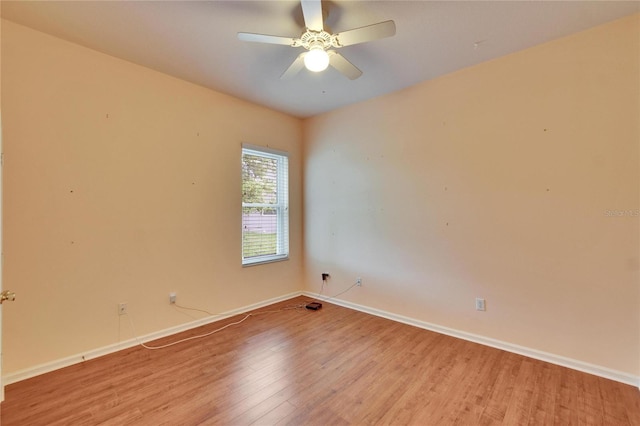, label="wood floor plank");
[1,296,638,425]
[252,400,298,426]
